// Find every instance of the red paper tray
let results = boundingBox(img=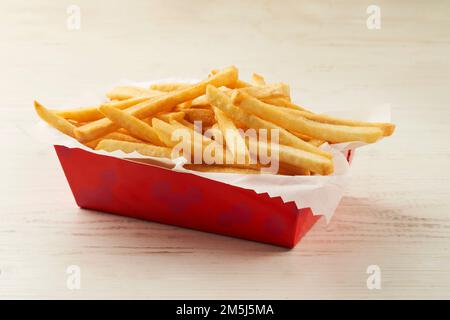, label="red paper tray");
[55,145,350,248]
